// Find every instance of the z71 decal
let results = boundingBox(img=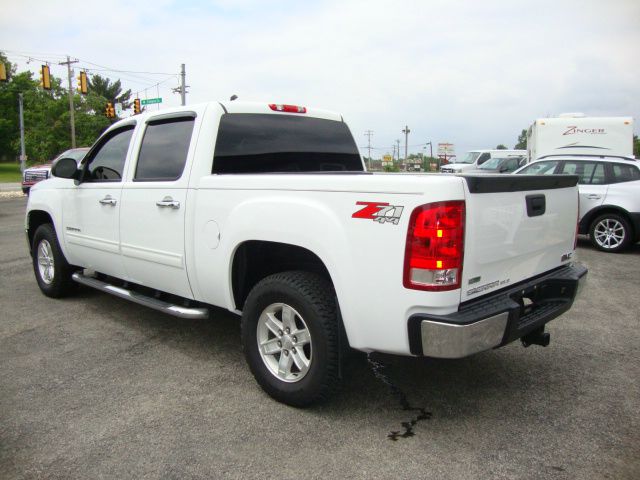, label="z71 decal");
[352,202,404,225]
